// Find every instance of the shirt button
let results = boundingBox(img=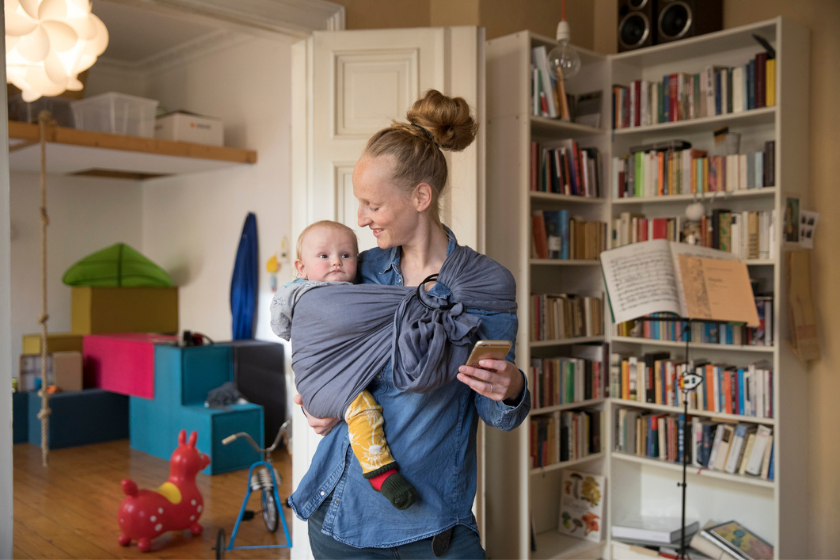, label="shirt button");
[320,491,325,496]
